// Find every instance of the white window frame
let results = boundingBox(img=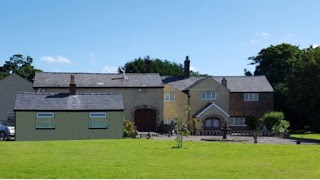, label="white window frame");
[164,92,175,102]
[201,91,216,100]
[89,112,107,129]
[36,112,55,129]
[244,93,259,101]
[229,117,246,126]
